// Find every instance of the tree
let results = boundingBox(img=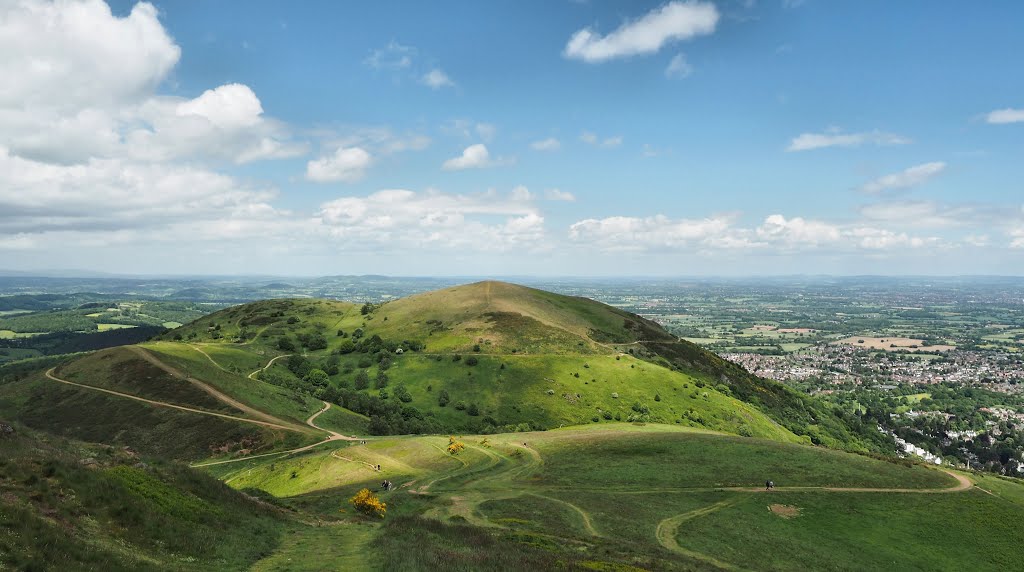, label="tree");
[467,403,480,416]
[350,488,386,518]
[394,384,412,403]
[277,337,296,352]
[438,389,450,407]
[465,356,479,366]
[375,371,389,389]
[354,370,370,390]
[304,369,329,387]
